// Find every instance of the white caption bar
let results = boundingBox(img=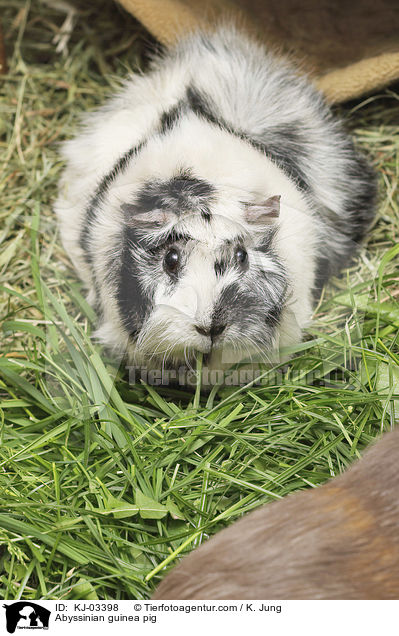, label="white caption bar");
[1,600,398,635]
